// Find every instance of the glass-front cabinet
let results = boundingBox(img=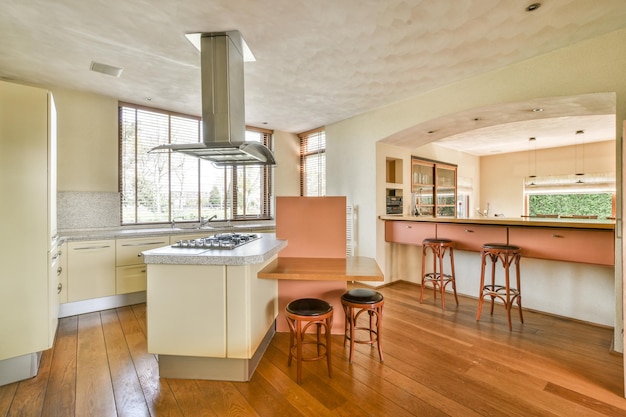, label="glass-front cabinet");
[411,157,457,217]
